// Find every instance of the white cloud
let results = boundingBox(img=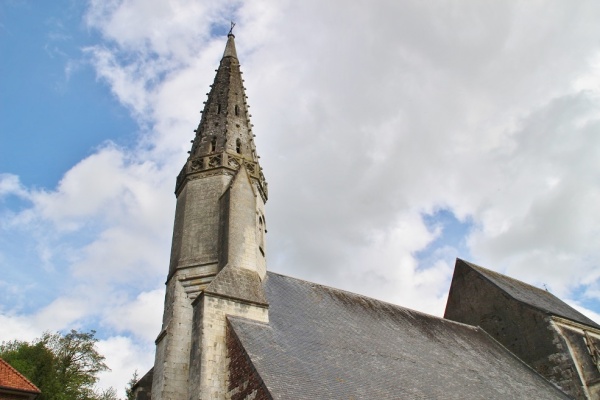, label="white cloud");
[101,289,164,342]
[0,142,170,374]
[95,335,155,396]
[32,146,128,223]
[467,93,600,296]
[33,297,90,332]
[78,0,600,317]
[568,301,600,327]
[0,314,39,343]
[337,211,453,316]
[0,174,29,199]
